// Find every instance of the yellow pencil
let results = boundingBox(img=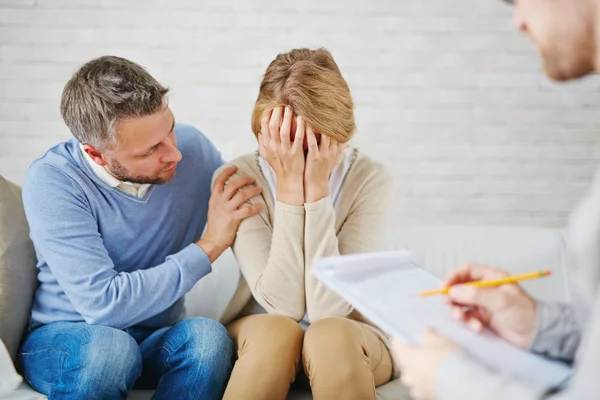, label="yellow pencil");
[419,270,552,297]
